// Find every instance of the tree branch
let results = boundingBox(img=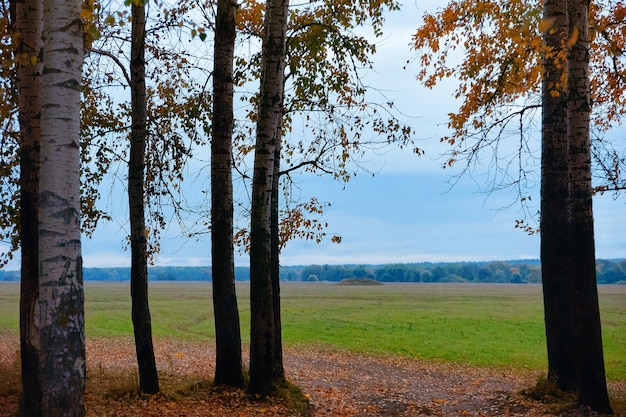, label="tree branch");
[90,48,131,86]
